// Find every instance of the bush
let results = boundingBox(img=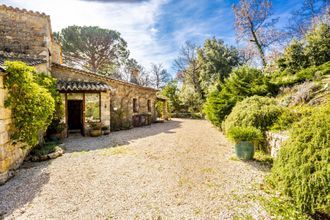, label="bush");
[222,96,283,134]
[4,61,55,146]
[270,106,313,131]
[227,126,262,143]
[305,23,330,66]
[271,61,330,87]
[269,103,330,216]
[203,67,277,126]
